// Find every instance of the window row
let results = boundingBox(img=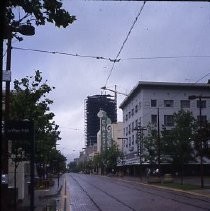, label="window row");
[124,104,139,121]
[124,99,207,122]
[151,99,207,109]
[123,118,141,136]
[123,135,138,148]
[151,114,207,127]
